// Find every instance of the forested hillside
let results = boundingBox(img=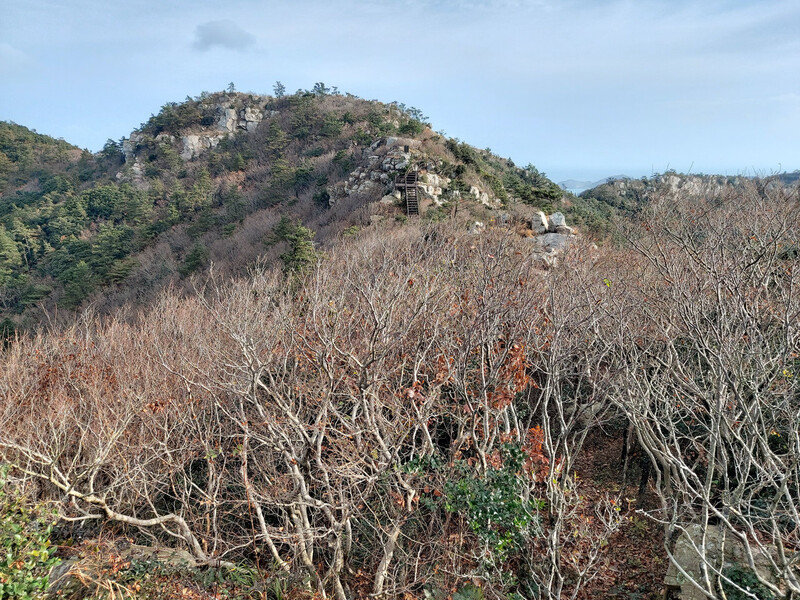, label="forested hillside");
[0,88,568,336]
